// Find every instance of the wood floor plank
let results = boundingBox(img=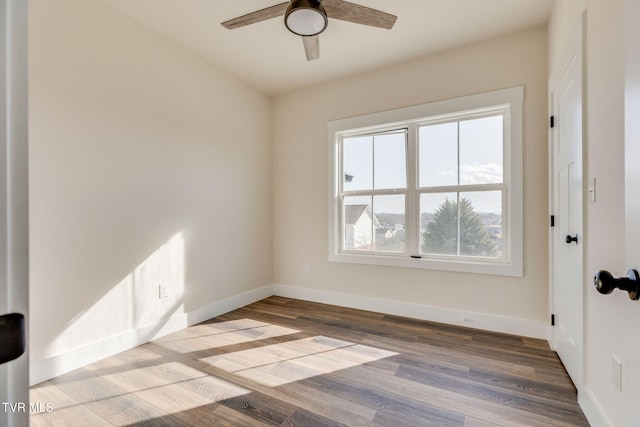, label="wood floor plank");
[281,408,349,427]
[85,393,170,425]
[218,390,296,426]
[101,365,173,393]
[464,416,507,427]
[193,402,272,427]
[265,381,378,426]
[30,297,589,426]
[372,408,463,427]
[175,374,251,403]
[29,381,112,427]
[48,368,129,404]
[330,362,557,427]
[29,404,114,427]
[302,371,467,426]
[395,363,589,426]
[235,360,324,387]
[30,381,80,413]
[133,383,216,423]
